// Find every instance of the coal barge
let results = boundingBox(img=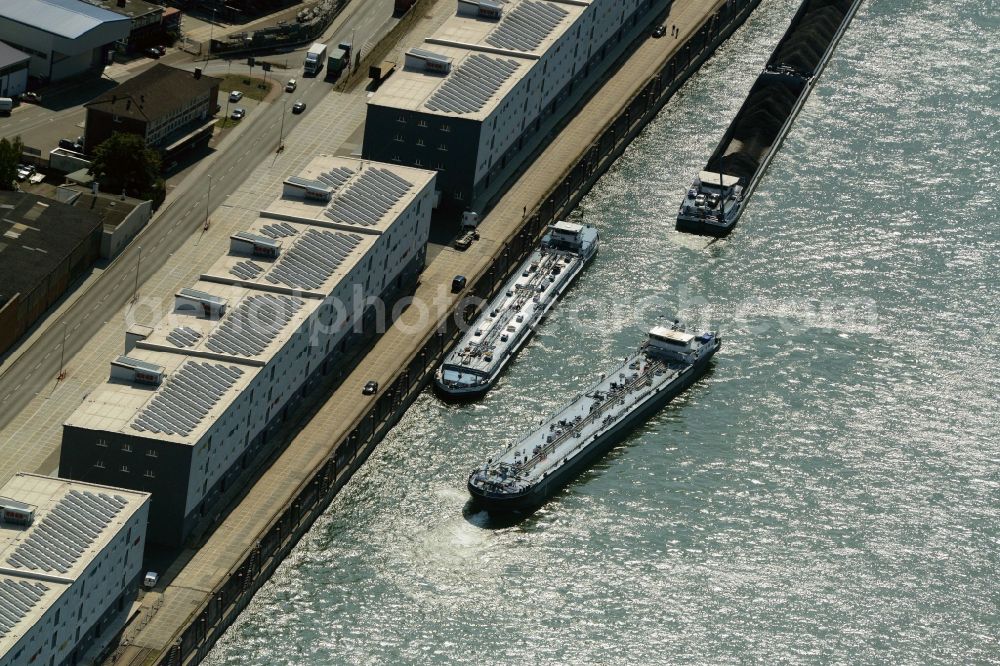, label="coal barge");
[468,323,719,513]
[677,0,865,236]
